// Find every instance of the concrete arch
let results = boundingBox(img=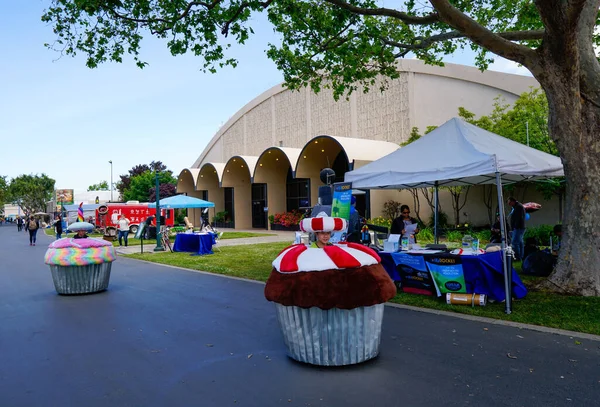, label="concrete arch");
[295,135,400,205]
[177,168,200,193]
[192,163,226,226]
[222,156,259,229]
[254,147,302,219]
